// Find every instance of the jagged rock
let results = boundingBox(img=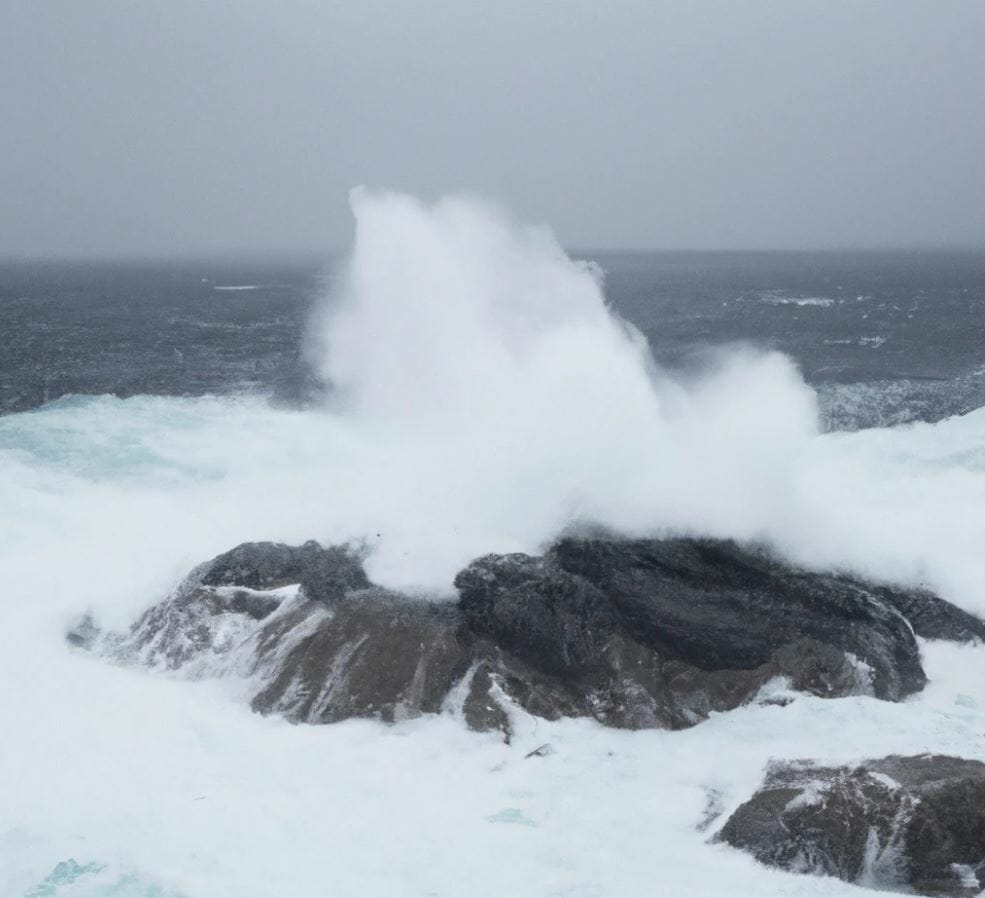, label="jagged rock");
[716,754,985,896]
[88,537,985,734]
